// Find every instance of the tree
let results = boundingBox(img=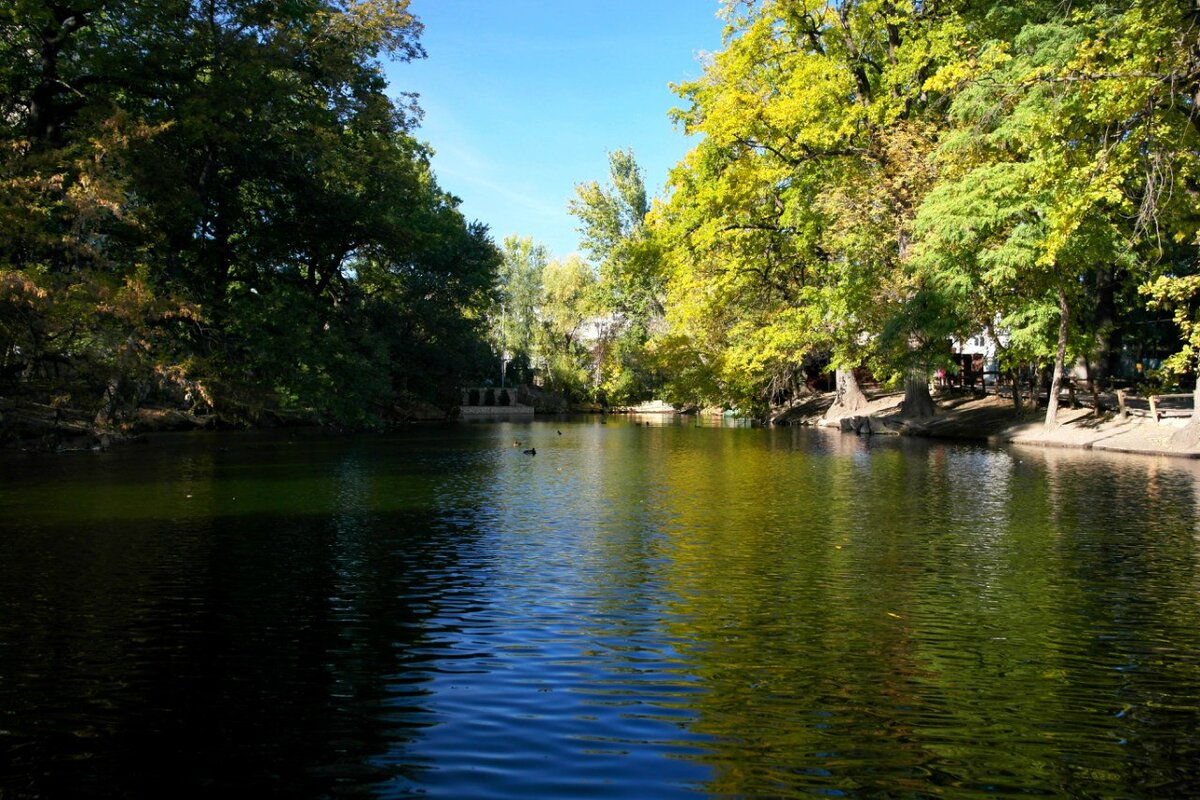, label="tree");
[493,235,546,386]
[570,148,656,315]
[538,254,598,399]
[914,0,1199,427]
[654,0,948,417]
[570,148,665,404]
[0,0,502,434]
[647,0,1198,429]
